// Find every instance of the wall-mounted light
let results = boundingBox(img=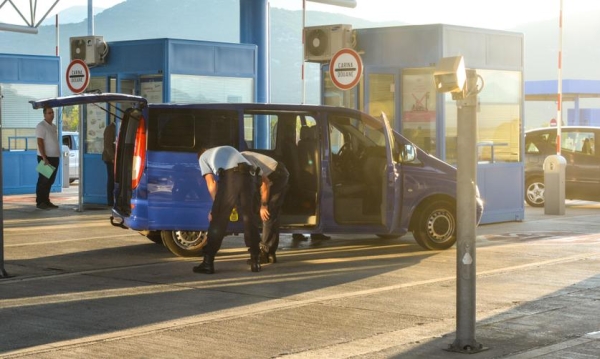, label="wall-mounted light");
[433,56,466,94]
